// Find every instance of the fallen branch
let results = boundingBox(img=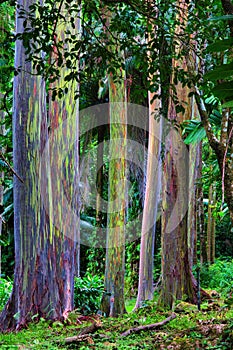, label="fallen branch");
[120,313,176,337]
[64,320,102,344]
